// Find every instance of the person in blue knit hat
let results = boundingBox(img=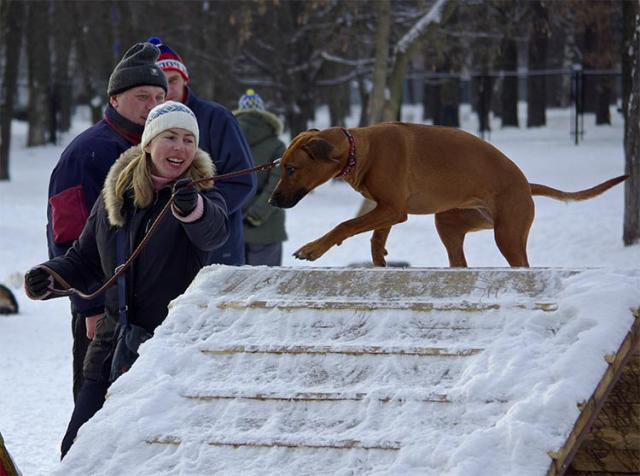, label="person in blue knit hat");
[147,36,256,266]
[234,89,288,266]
